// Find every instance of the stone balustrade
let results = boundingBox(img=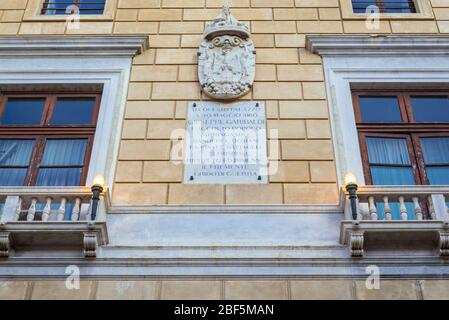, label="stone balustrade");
[0,187,108,258]
[0,189,93,223]
[344,186,449,221]
[341,186,449,257]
